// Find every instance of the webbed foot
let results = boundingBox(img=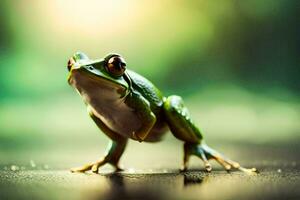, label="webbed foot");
[71,157,123,173]
[183,142,258,174]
